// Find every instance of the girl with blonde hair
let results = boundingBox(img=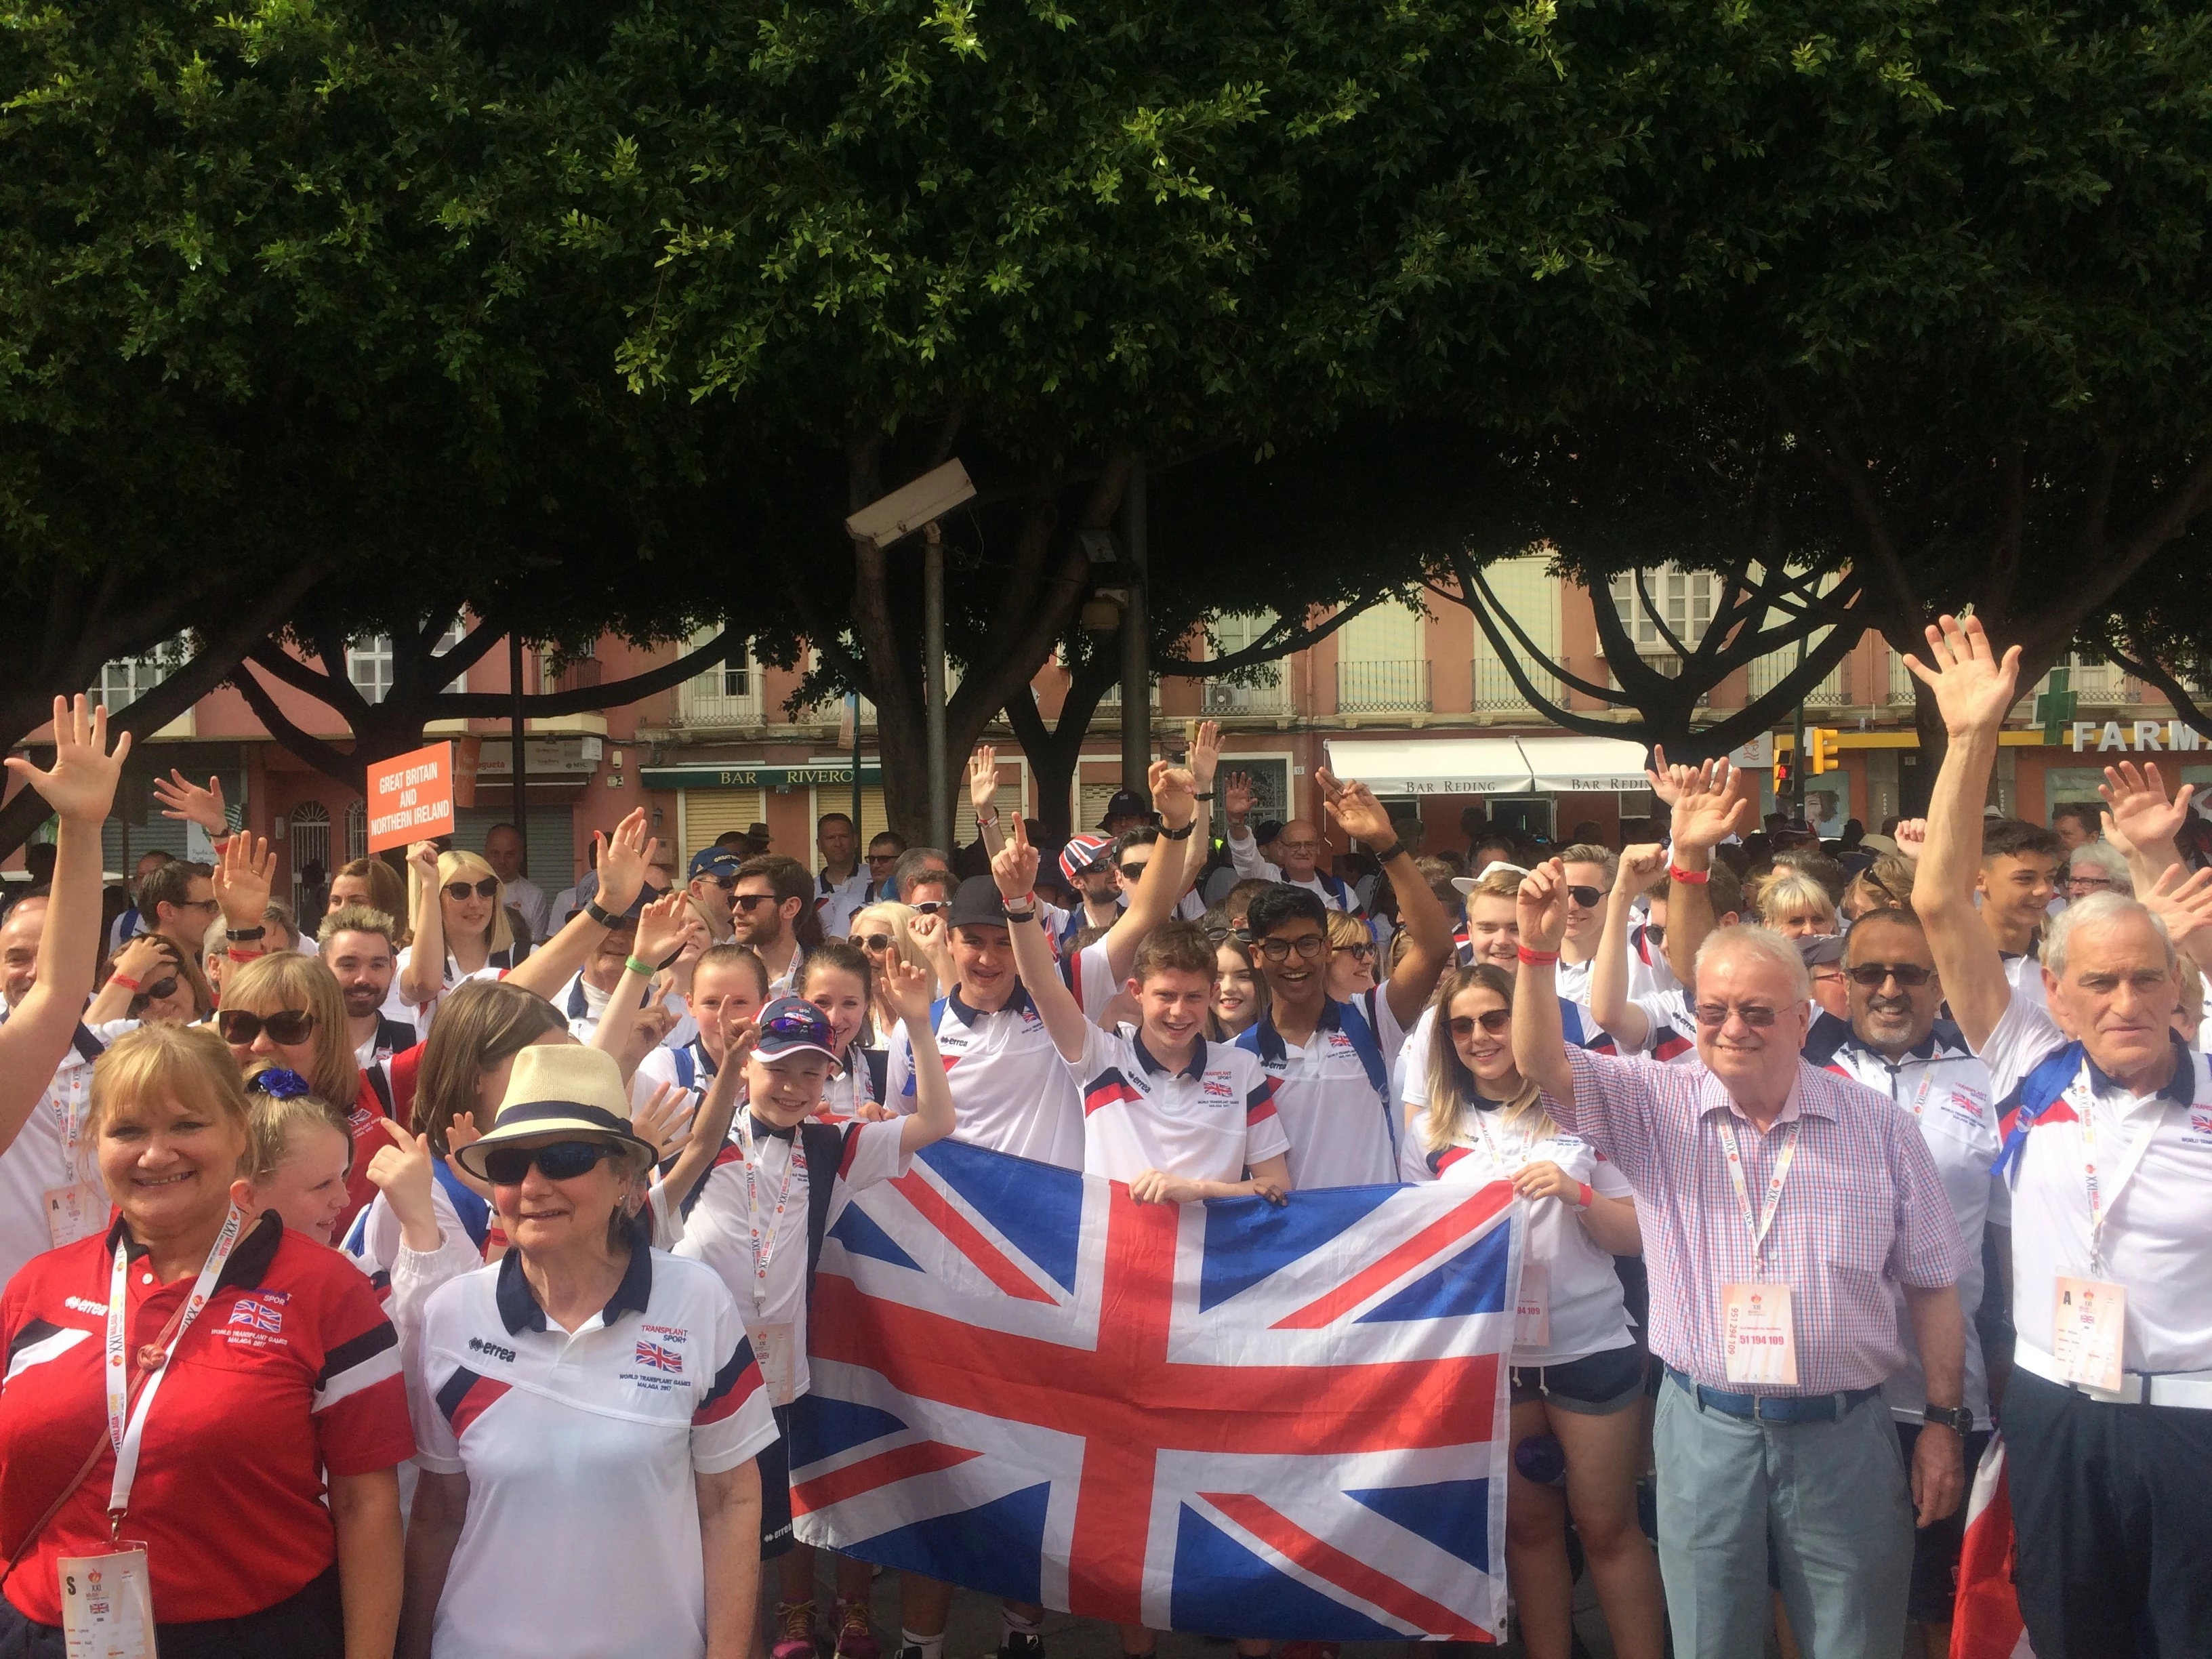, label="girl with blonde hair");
[1402,964,1662,1659]
[396,843,516,1015]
